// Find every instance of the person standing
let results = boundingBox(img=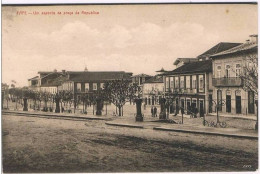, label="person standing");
[151,106,154,117]
[154,106,157,117]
